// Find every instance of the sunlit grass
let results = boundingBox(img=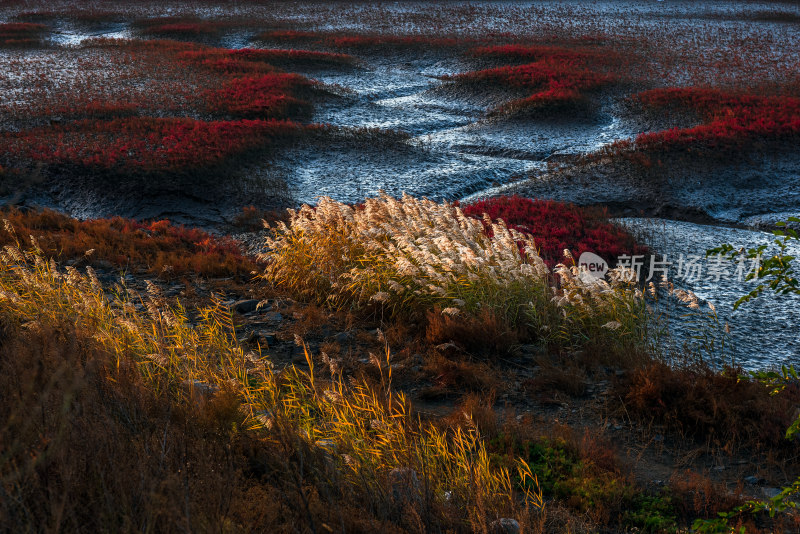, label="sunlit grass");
[0,229,542,529]
[263,193,649,351]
